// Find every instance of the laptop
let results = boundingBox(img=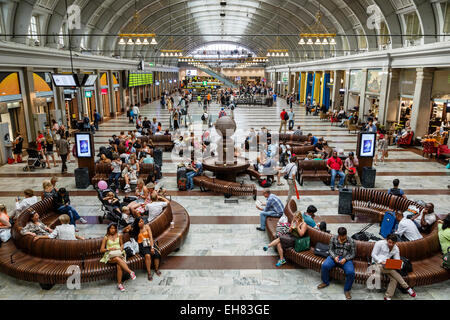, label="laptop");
[385,259,403,270]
